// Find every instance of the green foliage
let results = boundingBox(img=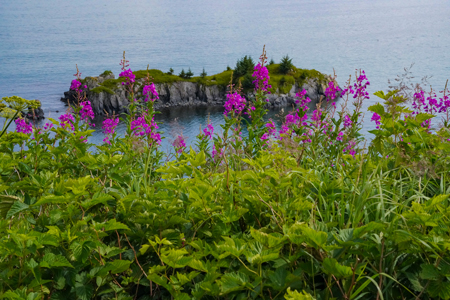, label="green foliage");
[279,55,293,74]
[200,68,207,78]
[234,55,255,78]
[90,86,115,95]
[2,60,450,299]
[100,70,112,76]
[167,67,174,75]
[185,68,194,79]
[179,68,186,78]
